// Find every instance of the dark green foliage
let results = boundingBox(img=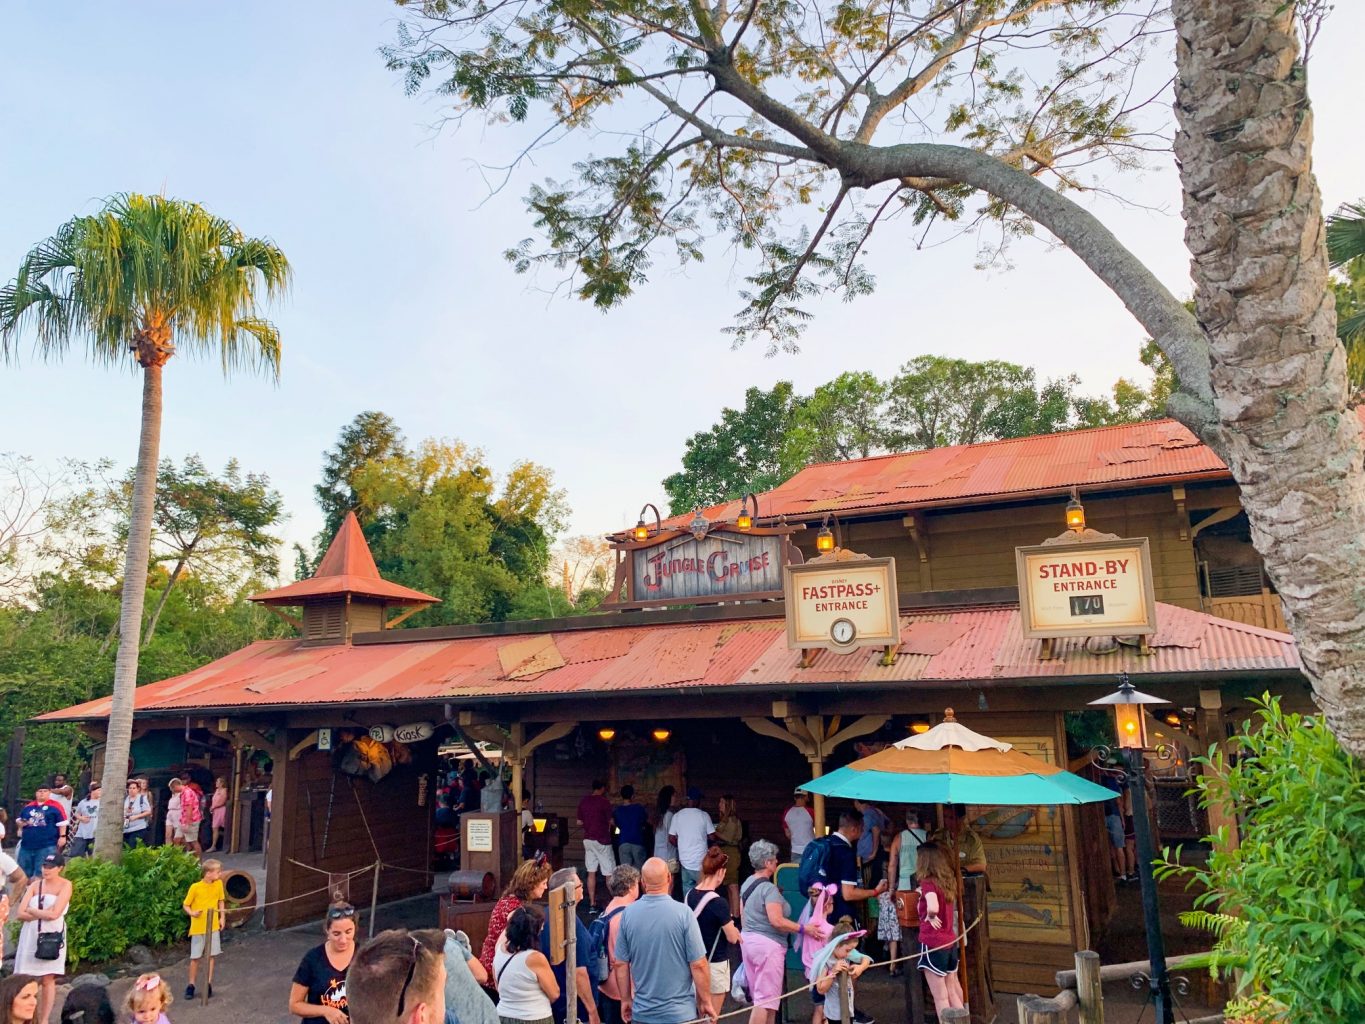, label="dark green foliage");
[662,353,1168,514]
[63,845,204,967]
[662,383,802,513]
[1157,696,1365,1022]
